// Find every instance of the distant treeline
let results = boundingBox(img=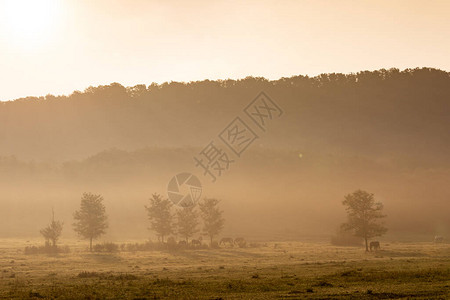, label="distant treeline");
[1,68,449,165]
